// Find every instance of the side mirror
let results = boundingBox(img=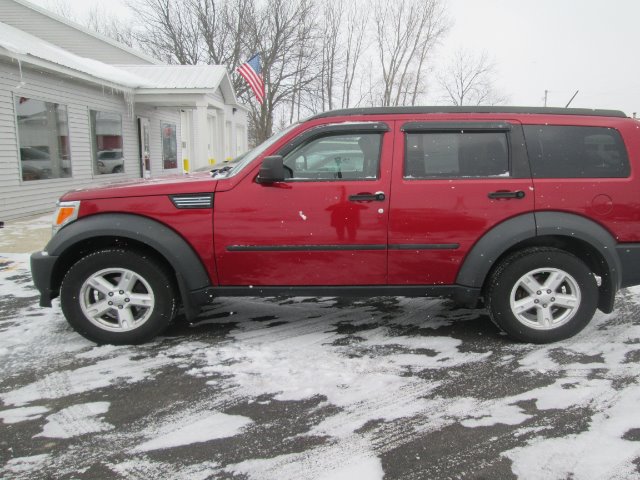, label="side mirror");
[257,155,285,184]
